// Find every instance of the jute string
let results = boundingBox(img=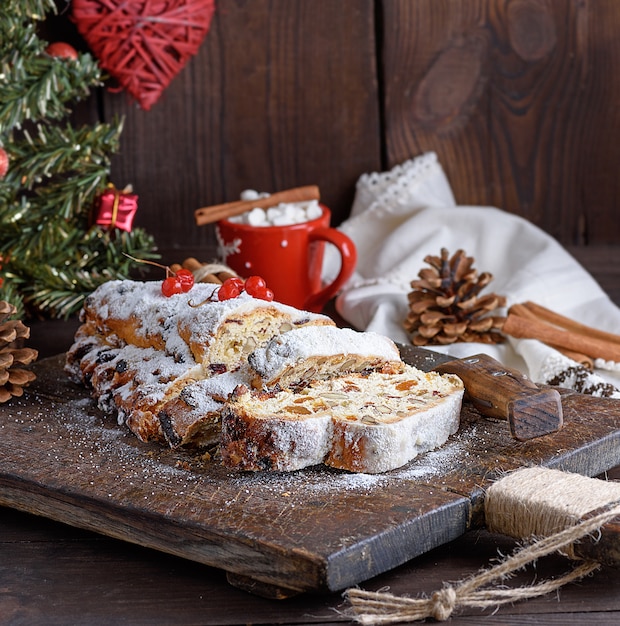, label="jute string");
[345,467,620,624]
